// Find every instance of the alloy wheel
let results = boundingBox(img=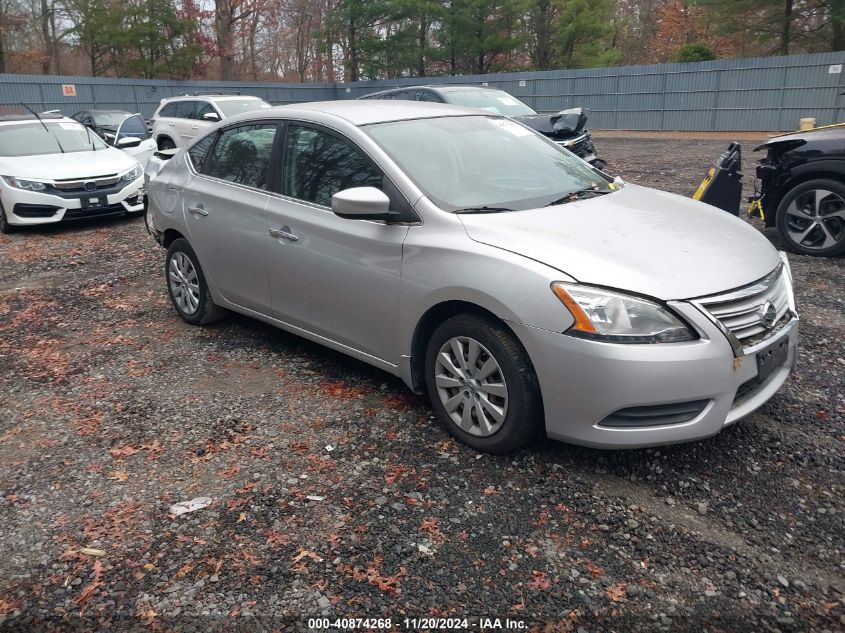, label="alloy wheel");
[784,189,845,251]
[168,251,200,315]
[434,336,509,437]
